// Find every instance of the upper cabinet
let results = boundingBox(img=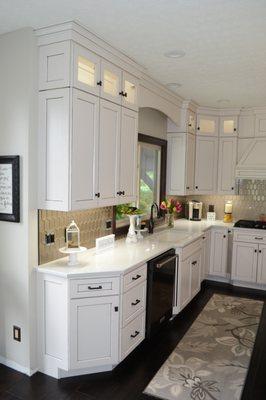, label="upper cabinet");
[196,114,219,136]
[194,136,218,194]
[255,113,266,137]
[219,116,238,136]
[239,113,255,138]
[187,109,196,134]
[39,41,139,111]
[217,137,237,194]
